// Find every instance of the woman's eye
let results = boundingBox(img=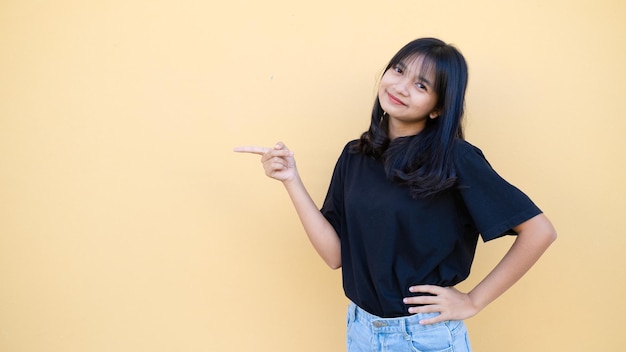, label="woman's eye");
[416,82,427,90]
[393,66,403,74]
